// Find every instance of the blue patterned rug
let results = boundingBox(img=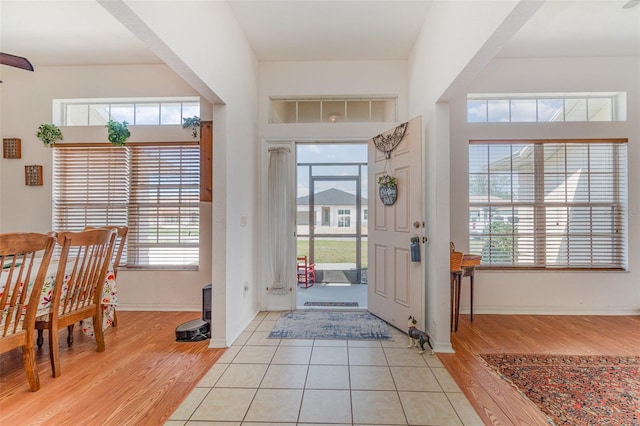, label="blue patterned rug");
[268,310,392,340]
